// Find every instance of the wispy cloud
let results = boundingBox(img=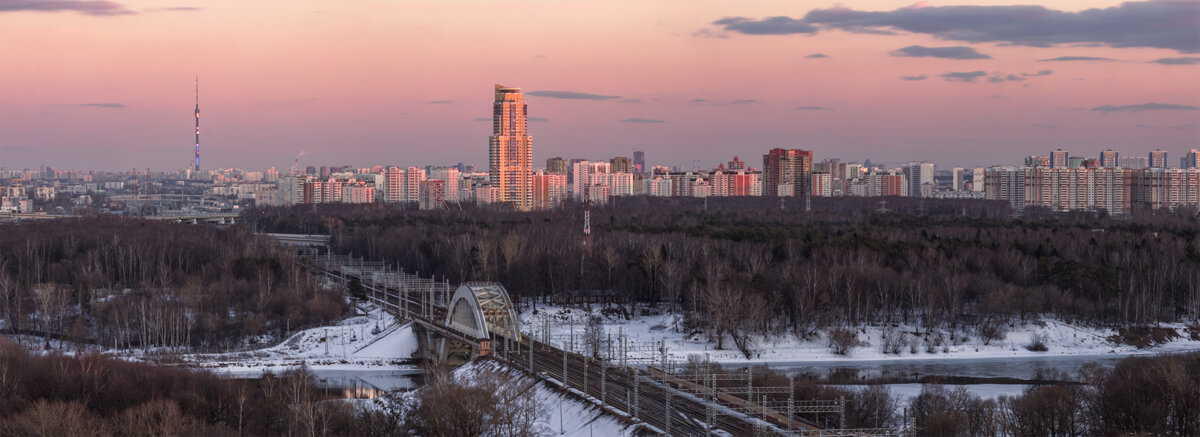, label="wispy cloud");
[427,100,454,104]
[0,0,135,15]
[794,106,833,111]
[1092,102,1200,112]
[712,16,817,35]
[145,6,199,12]
[526,90,620,100]
[806,53,828,58]
[941,71,987,82]
[620,118,665,123]
[64,102,125,108]
[1037,56,1117,62]
[1149,57,1200,65]
[899,75,927,81]
[692,28,729,39]
[892,45,991,60]
[712,2,1200,53]
[729,99,758,105]
[940,70,1051,84]
[620,99,642,103]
